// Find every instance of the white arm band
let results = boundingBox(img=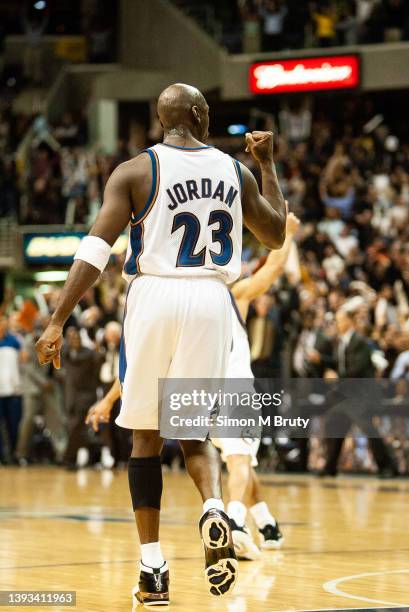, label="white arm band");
[74,235,112,272]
